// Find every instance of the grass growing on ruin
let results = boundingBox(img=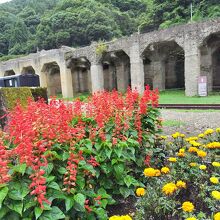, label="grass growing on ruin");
[159,90,220,104]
